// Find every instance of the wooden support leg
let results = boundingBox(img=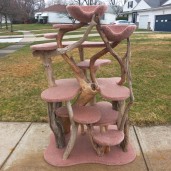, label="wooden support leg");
[87,125,105,157]
[40,55,56,87]
[63,101,78,160]
[117,100,125,129]
[120,119,129,152]
[78,46,84,61]
[47,102,65,148]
